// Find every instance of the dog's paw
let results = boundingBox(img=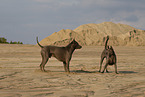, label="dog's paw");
[116,72,119,74]
[106,71,109,73]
